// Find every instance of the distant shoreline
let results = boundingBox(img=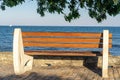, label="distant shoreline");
[0,25,120,27]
